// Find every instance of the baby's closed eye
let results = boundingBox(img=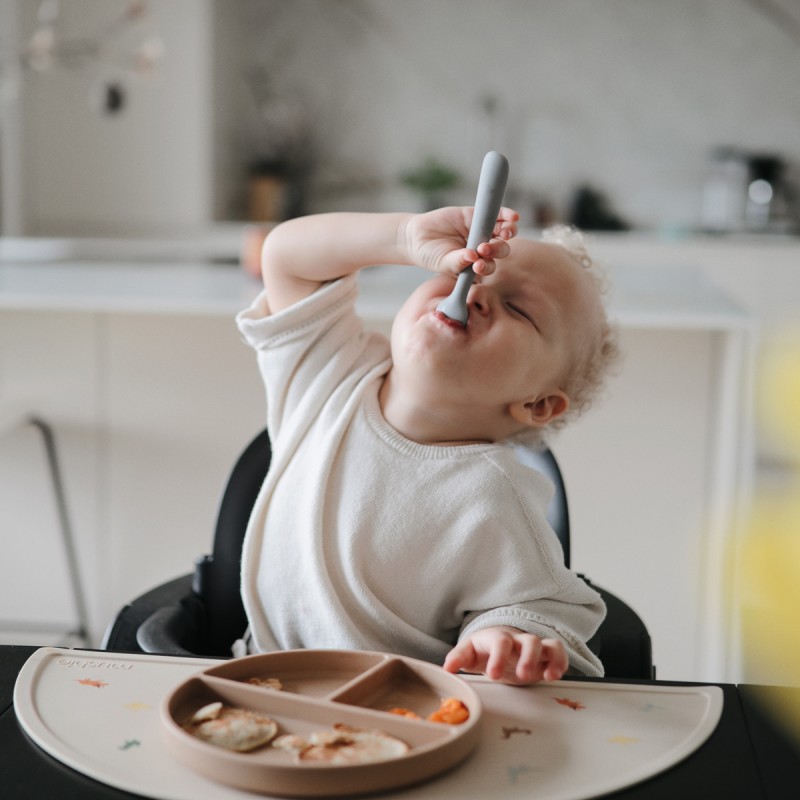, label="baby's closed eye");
[506,302,535,326]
